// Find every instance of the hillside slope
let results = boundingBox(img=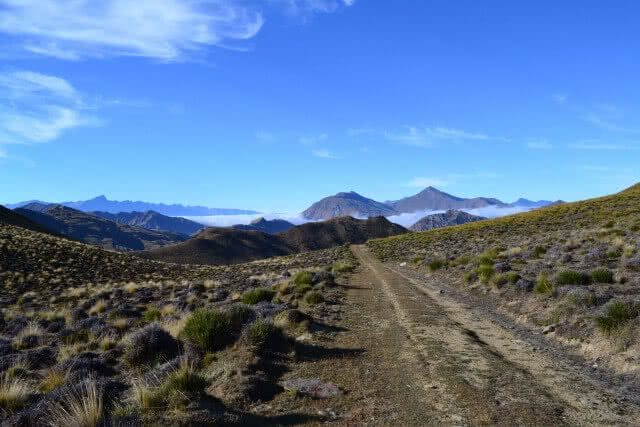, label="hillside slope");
[0,205,55,234]
[282,216,407,252]
[368,183,640,379]
[16,205,186,251]
[409,209,486,231]
[141,216,407,265]
[232,217,295,234]
[93,210,204,235]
